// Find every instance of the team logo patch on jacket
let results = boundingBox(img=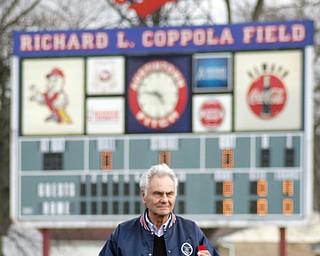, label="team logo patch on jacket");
[181,242,193,256]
